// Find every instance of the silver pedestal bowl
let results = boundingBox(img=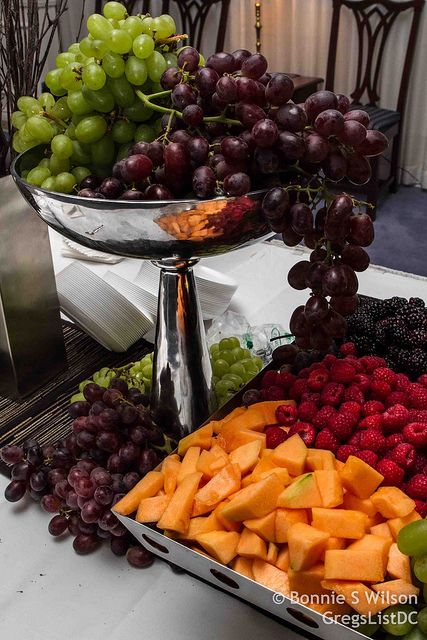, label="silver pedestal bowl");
[11,147,271,438]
